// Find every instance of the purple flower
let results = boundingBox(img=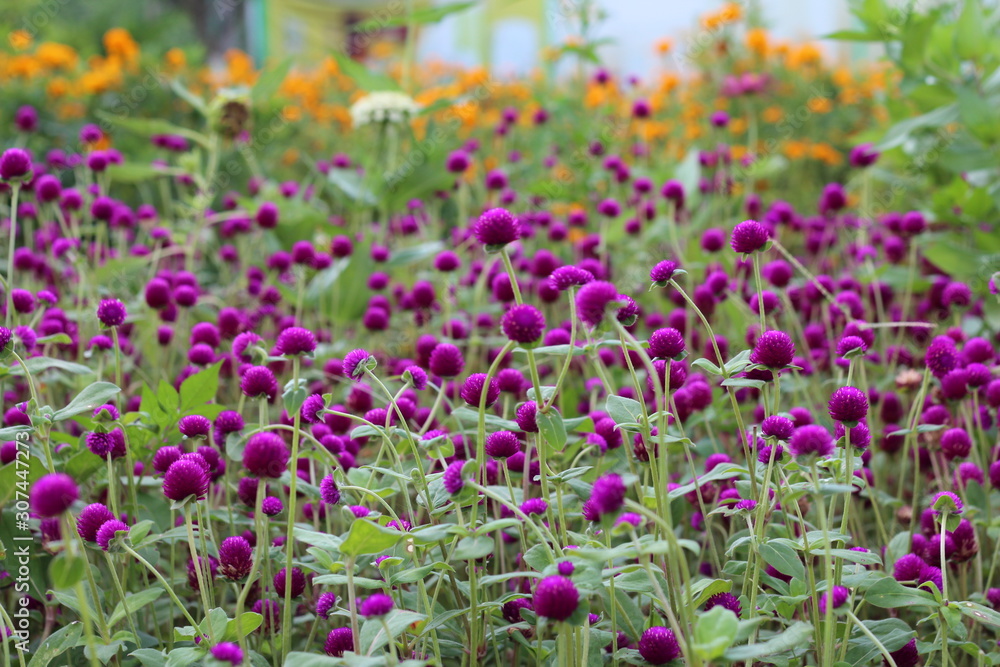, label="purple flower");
[750,330,795,368]
[320,474,341,505]
[704,592,741,616]
[761,416,794,440]
[262,497,283,516]
[828,386,868,423]
[788,425,834,459]
[404,365,428,390]
[533,575,579,621]
[888,639,919,667]
[443,460,467,494]
[730,220,769,254]
[515,401,538,433]
[940,428,972,459]
[576,281,621,327]
[30,473,78,517]
[849,143,880,168]
[734,499,757,512]
[486,431,520,458]
[274,567,306,598]
[550,266,593,291]
[0,148,32,182]
[359,593,394,618]
[930,491,963,515]
[163,458,211,502]
[178,415,211,438]
[96,299,127,327]
[459,373,500,408]
[818,585,850,614]
[648,328,685,359]
[343,349,372,380]
[638,626,681,664]
[474,208,520,248]
[521,498,548,515]
[243,433,290,478]
[219,536,253,580]
[925,336,958,378]
[96,520,129,551]
[502,598,532,623]
[209,643,243,665]
[240,366,278,399]
[590,473,626,517]
[316,592,337,619]
[77,503,115,542]
[501,304,546,344]
[324,628,355,657]
[429,344,464,377]
[301,394,326,424]
[276,327,316,356]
